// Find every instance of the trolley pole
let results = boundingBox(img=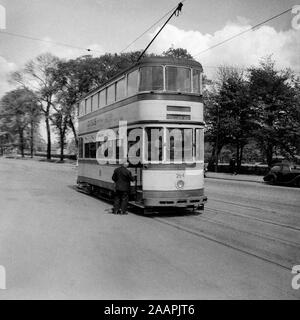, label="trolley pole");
[137,2,183,62]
